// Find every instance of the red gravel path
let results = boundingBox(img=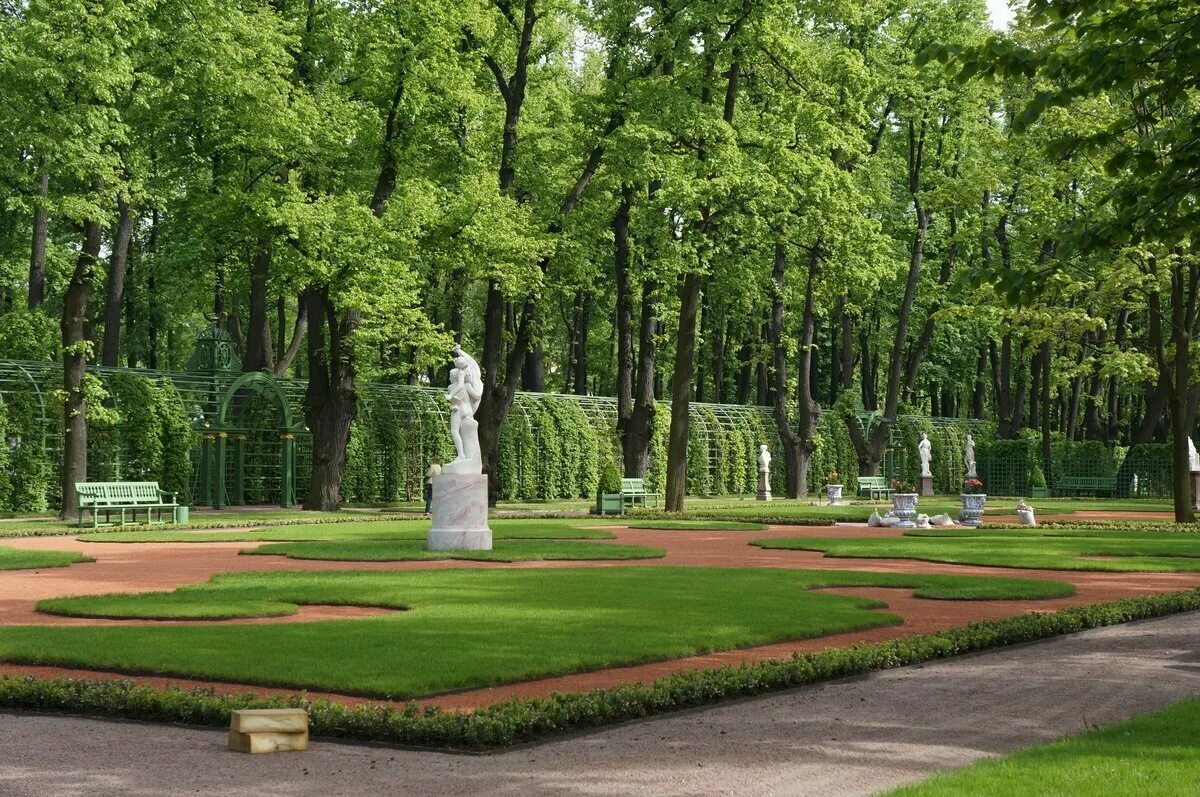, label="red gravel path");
[0,522,1197,711]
